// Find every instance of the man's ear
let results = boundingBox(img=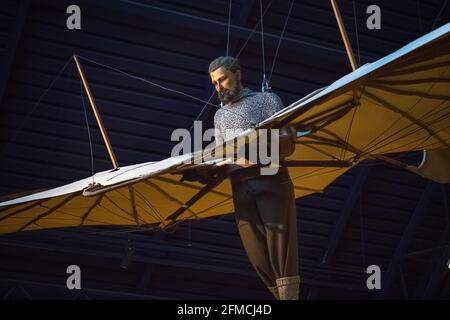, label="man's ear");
[235,70,242,81]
